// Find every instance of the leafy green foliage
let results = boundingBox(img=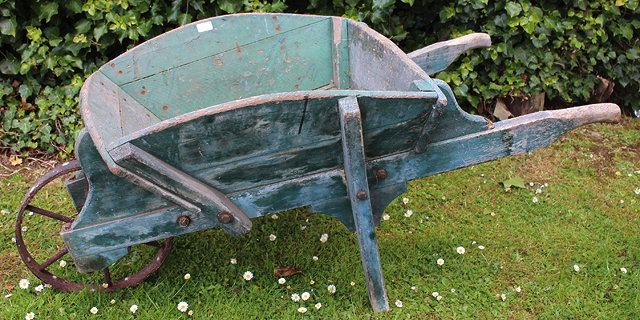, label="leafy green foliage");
[1,0,638,156]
